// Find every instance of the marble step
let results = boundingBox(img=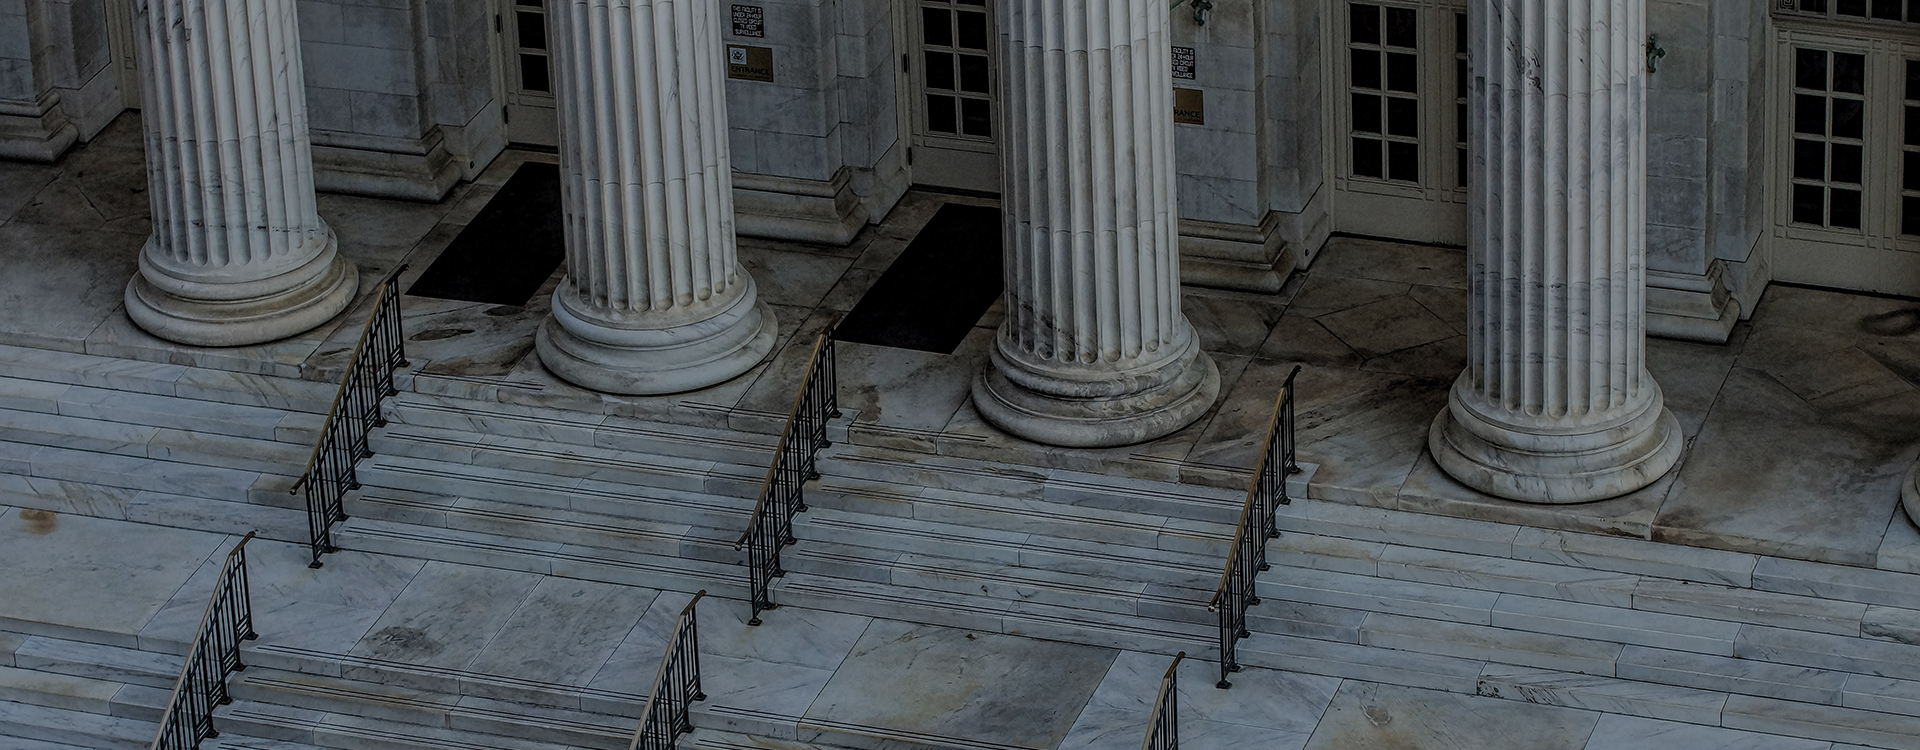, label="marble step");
[792,508,1220,589]
[214,699,585,750]
[0,439,293,507]
[200,735,339,750]
[0,663,166,722]
[5,634,184,690]
[819,446,1264,526]
[229,668,638,750]
[369,422,766,499]
[355,452,757,533]
[0,377,325,445]
[806,475,1233,557]
[342,489,734,563]
[0,344,337,413]
[383,392,779,466]
[240,641,651,721]
[0,735,99,750]
[330,517,748,601]
[0,472,309,544]
[0,405,312,475]
[0,699,156,750]
[771,572,1211,656]
[784,543,1214,620]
